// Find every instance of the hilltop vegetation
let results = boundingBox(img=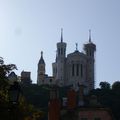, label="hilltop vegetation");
[21,81,120,120]
[0,58,44,120]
